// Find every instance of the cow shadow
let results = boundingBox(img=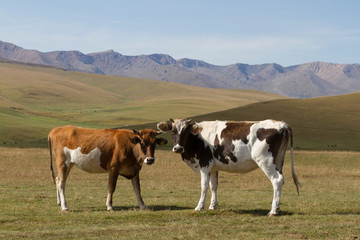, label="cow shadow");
[67,206,140,213]
[111,205,192,212]
[230,208,294,216]
[68,205,191,212]
[149,205,193,211]
[111,207,294,215]
[69,206,293,215]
